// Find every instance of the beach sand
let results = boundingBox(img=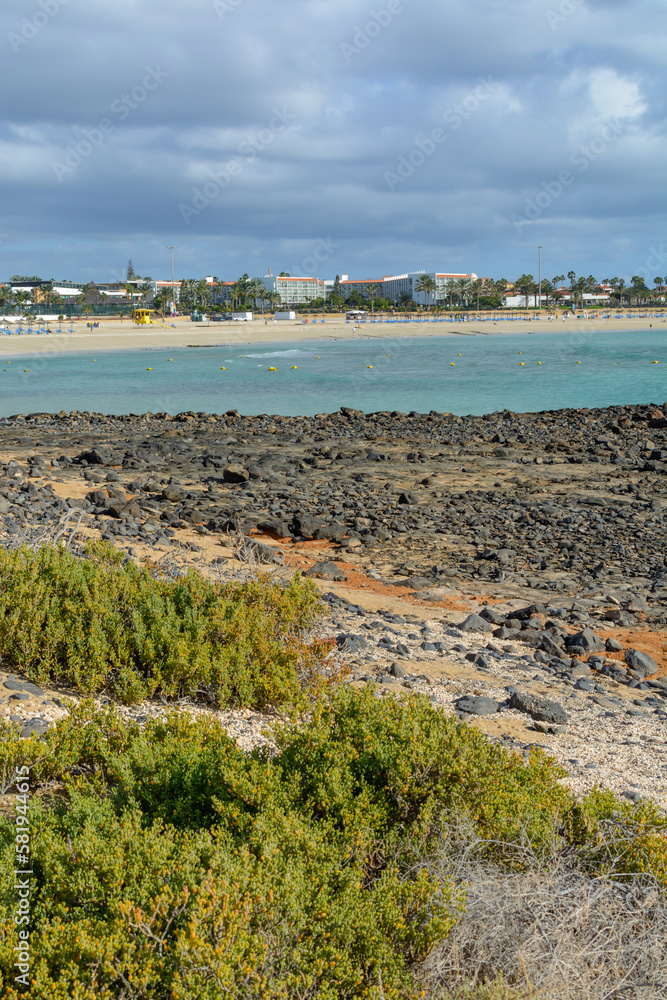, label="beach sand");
[0,312,665,356]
